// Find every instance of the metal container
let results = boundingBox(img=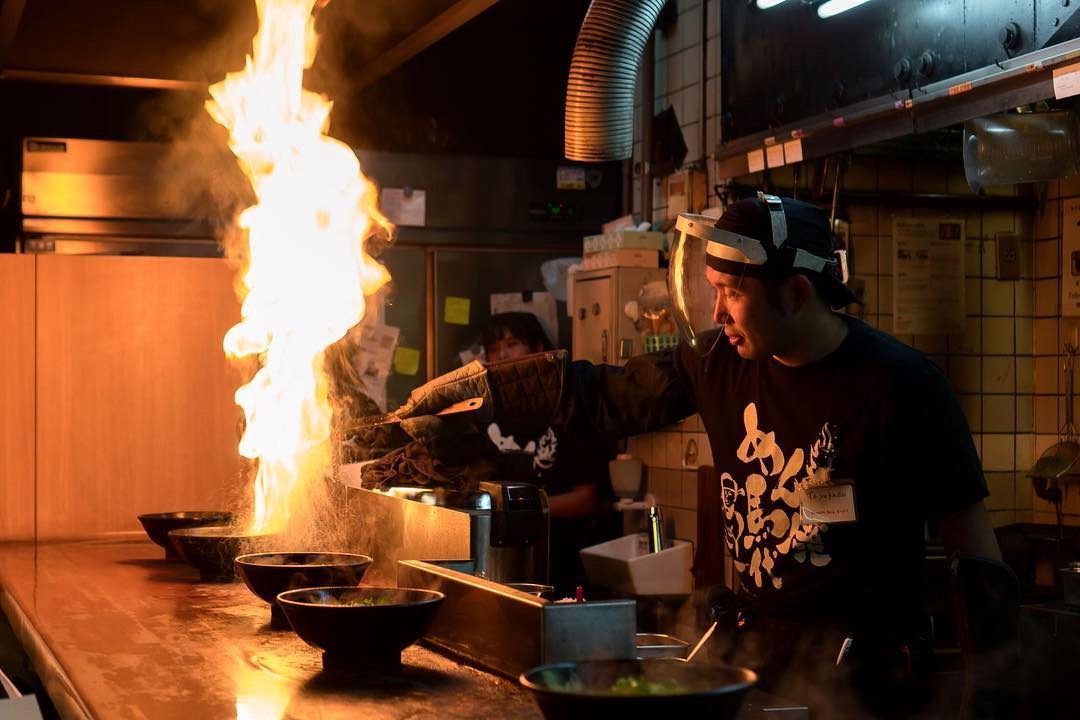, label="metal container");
[1062,562,1080,607]
[398,559,636,678]
[339,471,550,585]
[635,632,689,659]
